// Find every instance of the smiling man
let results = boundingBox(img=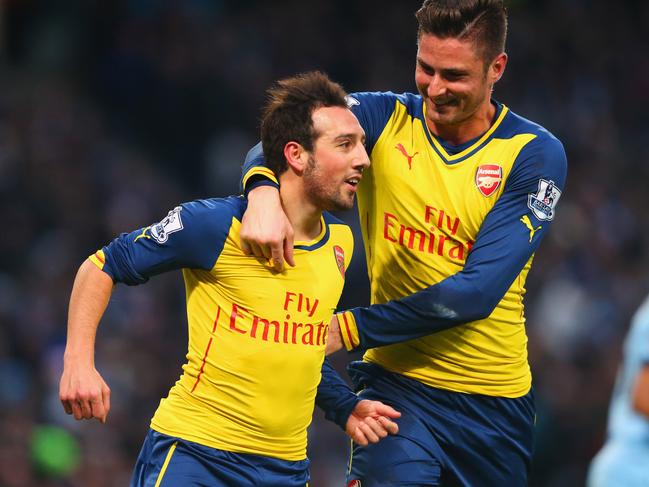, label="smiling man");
[59,71,402,487]
[238,1,567,486]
